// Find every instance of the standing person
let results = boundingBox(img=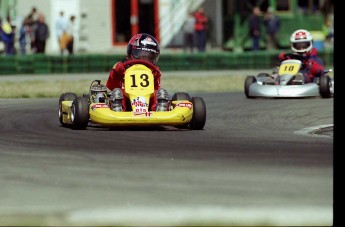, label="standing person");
[32,13,49,54]
[248,6,262,51]
[194,7,208,52]
[106,33,170,112]
[0,17,4,53]
[55,11,68,54]
[19,20,29,55]
[278,29,325,84]
[66,15,76,54]
[24,7,38,53]
[183,11,195,53]
[263,7,280,50]
[1,16,16,55]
